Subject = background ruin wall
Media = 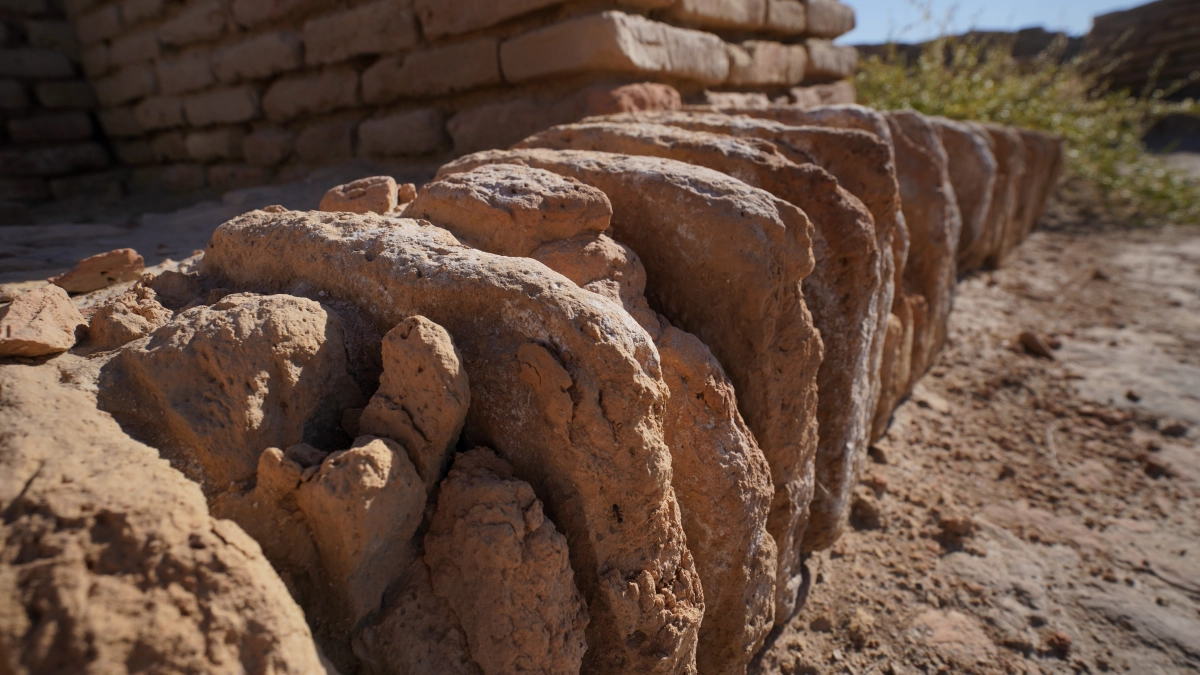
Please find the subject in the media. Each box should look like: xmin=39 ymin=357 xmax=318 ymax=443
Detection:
xmin=0 ymin=0 xmax=858 ymax=207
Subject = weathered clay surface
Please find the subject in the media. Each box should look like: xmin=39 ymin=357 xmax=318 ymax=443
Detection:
xmin=406 ymin=164 xmax=611 ymax=257
xmin=0 ymin=365 xmax=326 ymax=674
xmin=425 ymin=448 xmax=589 ymax=675
xmin=354 ymin=559 xmax=480 ymax=675
xmin=887 ymin=111 xmax=962 ymax=385
xmin=0 ymin=284 xmax=85 ymax=357
xmin=414 ymin=161 xmax=778 ymax=673
xmin=932 ymin=118 xmax=998 ymax=271
xmin=519 ymin=121 xmax=883 ymax=559
xmin=975 ymin=123 xmax=1027 ymax=271
xmin=319 ymin=175 xmax=399 ymax=215
xmin=87 ymin=282 xmax=174 ymax=351
xmin=296 ymin=435 xmax=426 ymax=628
xmin=359 ymin=316 xmax=470 ymax=492
xmin=438 ymin=148 xmax=820 ymax=625
xmin=599 ymin=108 xmax=911 ymax=444
xmin=50 ymin=248 xmax=145 ymax=294
xmin=97 ymin=293 xmax=362 ymax=491
xmin=201 ymin=210 xmax=701 ymax=675
xmin=1013 ymin=129 xmax=1064 ymax=246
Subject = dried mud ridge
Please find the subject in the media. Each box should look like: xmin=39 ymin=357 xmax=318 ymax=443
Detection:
xmin=1 ymin=105 xmax=1066 ymax=675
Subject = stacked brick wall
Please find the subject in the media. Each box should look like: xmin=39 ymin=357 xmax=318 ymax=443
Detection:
xmin=0 ymin=0 xmax=112 ymax=219
xmin=1087 ymin=0 xmax=1200 ymax=100
xmin=55 ymin=0 xmax=857 ymax=195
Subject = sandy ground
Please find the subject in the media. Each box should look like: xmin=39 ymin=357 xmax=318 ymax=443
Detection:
xmin=753 ymin=223 xmax=1200 ymax=675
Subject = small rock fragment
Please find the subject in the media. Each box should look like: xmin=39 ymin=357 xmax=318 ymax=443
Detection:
xmin=425 ymin=448 xmax=589 ymax=675
xmin=50 ymin=248 xmax=145 ymax=293
xmin=87 ymin=283 xmax=173 ymax=351
xmin=98 ymin=293 xmax=361 ymax=489
xmin=848 ymin=608 xmax=876 ymax=649
xmin=938 ymin=511 xmax=977 ymax=543
xmin=1042 ymin=630 xmax=1071 ymax=658
xmin=1019 ymin=331 xmax=1056 ymax=359
xmin=398 ymin=182 xmax=417 ymax=203
xmin=295 ymin=435 xmax=426 ymax=628
xmin=359 ymin=316 xmax=470 ymax=492
xmin=320 ymin=175 xmax=399 ymax=215
xmin=408 ymin=164 xmax=612 ymax=256
xmin=1159 ymin=418 xmax=1190 ymax=438
xmin=0 ymin=284 xmax=85 ymax=357
xmin=850 ymin=487 xmax=883 ymax=530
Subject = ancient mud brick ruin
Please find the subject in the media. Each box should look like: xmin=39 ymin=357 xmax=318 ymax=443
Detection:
xmin=0 ymin=0 xmax=859 ymax=211
xmin=1087 ymin=0 xmax=1200 ymax=101
xmin=0 ymin=98 xmax=1064 ymax=673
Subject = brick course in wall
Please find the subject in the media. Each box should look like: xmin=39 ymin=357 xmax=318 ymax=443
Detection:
xmin=8 ymin=0 xmax=858 ymax=201
xmin=0 ymin=0 xmax=114 ymax=219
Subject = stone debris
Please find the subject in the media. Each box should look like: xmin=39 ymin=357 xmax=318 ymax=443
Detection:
xmin=359 ymin=316 xmax=470 ymax=492
xmin=424 ymin=448 xmax=589 ymax=675
xmin=201 ymin=210 xmax=702 ymax=675
xmin=411 ymin=161 xmax=777 ymax=675
xmin=319 ymin=175 xmax=399 ymax=215
xmin=0 ymin=283 xmax=86 ymax=357
xmin=50 ymin=248 xmax=145 ymax=293
xmin=438 ymin=147 xmax=821 ymax=627
xmin=0 ymin=99 xmax=1066 ymax=675
xmin=97 ymin=293 xmax=362 ymax=490
xmin=86 ymin=281 xmax=174 ymax=351
xmin=0 ymin=364 xmax=326 ymax=674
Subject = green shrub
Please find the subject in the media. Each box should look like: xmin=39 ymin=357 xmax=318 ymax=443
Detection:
xmin=856 ymin=37 xmax=1200 ymax=224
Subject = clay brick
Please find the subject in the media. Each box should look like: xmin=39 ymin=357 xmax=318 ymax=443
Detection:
xmin=122 ymin=0 xmax=164 ymax=24
xmin=207 ymin=163 xmax=269 ymax=192
xmin=62 ymin=0 xmax=97 ymax=19
xmin=242 ymin=127 xmax=294 ymax=166
xmin=113 ymin=138 xmax=153 ymax=164
xmin=24 ymin=20 xmax=79 ymax=57
xmin=414 ymin=0 xmax=563 ymax=39
xmin=262 ymin=68 xmax=356 ymax=122
xmin=160 ymin=0 xmax=227 ymax=46
xmin=160 ymin=162 xmax=206 ymax=192
xmin=357 ymin=108 xmax=443 ymax=157
xmin=362 ymin=37 xmax=499 ymax=103
xmin=97 ymin=106 xmax=140 ymax=136
xmin=0 ymin=48 xmax=74 ymax=79
xmin=184 ymin=85 xmax=260 ymax=126
xmin=7 ymin=111 xmax=92 ymax=142
xmin=80 ymin=43 xmax=109 ymax=78
xmin=664 ymin=0 xmax=767 ymax=30
xmin=232 ymin=0 xmax=320 ymax=28
xmin=0 ymin=0 xmax=49 ymax=15
xmin=213 ymin=31 xmax=302 ymax=83
xmin=150 ymin=130 xmax=187 ymax=161
xmin=294 ymin=116 xmax=356 ymax=163
xmin=763 ymin=0 xmax=806 ymax=34
xmin=726 ymin=40 xmax=806 ymax=86
xmin=49 ymin=170 xmax=125 ymax=200
xmin=803 ymin=38 xmax=856 ymax=83
xmin=156 ymin=51 xmax=215 ymax=95
xmin=109 ymin=27 xmax=158 ymax=66
xmin=36 ymin=80 xmax=97 ymax=108
xmin=789 ymin=79 xmax=855 ymax=107
xmin=804 ymin=0 xmax=855 ymax=38
xmin=303 ymin=0 xmax=418 ymax=66
xmin=0 ymin=79 xmax=28 ymax=109
xmin=0 ymin=176 xmax=50 ymax=201
xmin=186 ymin=126 xmax=244 ymax=161
xmin=94 ymin=63 xmax=156 ymax=106
xmin=76 ymin=5 xmax=122 ymax=45
xmin=500 ymin=11 xmax=729 ymax=85
xmin=134 ymin=95 xmax=184 ymax=129
xmin=0 ymin=142 xmax=108 ymax=176
xmin=447 ymin=81 xmax=680 ymax=153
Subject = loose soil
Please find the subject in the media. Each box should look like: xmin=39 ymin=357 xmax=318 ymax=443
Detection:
xmin=754 ymin=222 xmax=1200 ymax=675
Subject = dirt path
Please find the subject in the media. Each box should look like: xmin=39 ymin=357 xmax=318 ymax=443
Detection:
xmin=754 ymin=224 xmax=1200 ymax=675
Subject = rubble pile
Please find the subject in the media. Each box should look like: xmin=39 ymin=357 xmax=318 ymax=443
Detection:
xmin=0 ymin=104 xmax=1062 ymax=675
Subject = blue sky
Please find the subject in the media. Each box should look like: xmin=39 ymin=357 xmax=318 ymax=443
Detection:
xmin=841 ymin=0 xmax=1149 ymax=44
